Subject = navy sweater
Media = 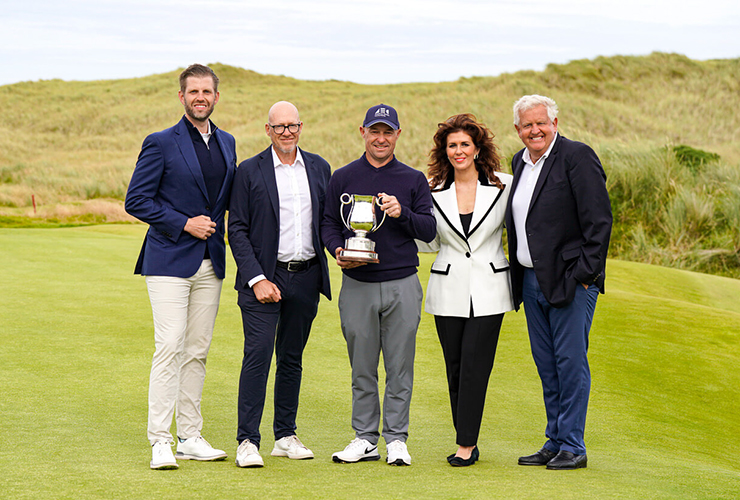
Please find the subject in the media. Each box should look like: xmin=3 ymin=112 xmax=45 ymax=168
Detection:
xmin=321 ymin=154 xmax=436 ymax=282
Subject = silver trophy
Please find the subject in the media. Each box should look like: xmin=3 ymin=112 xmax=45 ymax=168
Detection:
xmin=339 ymin=193 xmax=387 ymax=263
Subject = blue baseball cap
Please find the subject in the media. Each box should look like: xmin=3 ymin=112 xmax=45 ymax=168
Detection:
xmin=363 ymin=104 xmax=400 ymax=130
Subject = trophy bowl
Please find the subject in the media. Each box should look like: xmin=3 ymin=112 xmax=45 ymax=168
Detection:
xmin=338 ymin=193 xmax=386 ymax=263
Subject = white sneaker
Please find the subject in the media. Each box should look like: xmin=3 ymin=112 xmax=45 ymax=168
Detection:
xmin=332 ymin=438 xmax=381 ymax=463
xmin=386 ymin=440 xmax=411 ymax=466
xmin=150 ymin=440 xmax=178 ymax=470
xmin=235 ymin=439 xmax=264 ymax=468
xmin=175 ymin=436 xmax=227 ymax=461
xmin=271 ymin=435 xmax=314 ymax=460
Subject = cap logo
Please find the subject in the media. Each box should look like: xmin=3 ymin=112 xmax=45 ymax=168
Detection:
xmin=375 ymin=107 xmax=390 ymax=118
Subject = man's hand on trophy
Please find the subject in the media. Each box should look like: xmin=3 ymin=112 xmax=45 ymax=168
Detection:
xmin=377 ymin=192 xmax=401 ymax=218
xmin=335 ymin=247 xmax=367 ymax=269
xmin=253 ymin=279 xmax=282 ymax=303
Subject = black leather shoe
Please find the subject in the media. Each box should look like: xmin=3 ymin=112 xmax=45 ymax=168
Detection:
xmin=518 ymin=447 xmax=557 ymax=466
xmin=546 ymin=450 xmax=587 ymax=470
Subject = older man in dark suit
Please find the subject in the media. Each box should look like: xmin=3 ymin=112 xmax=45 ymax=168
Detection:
xmin=505 ymin=95 xmax=612 ymax=470
xmin=228 ymin=101 xmax=331 ymax=468
xmin=126 ymin=64 xmax=236 ymax=470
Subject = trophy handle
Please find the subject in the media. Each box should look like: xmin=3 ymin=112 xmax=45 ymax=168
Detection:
xmin=373 ymin=196 xmax=387 ymax=232
xmin=340 ymin=193 xmax=354 ymax=232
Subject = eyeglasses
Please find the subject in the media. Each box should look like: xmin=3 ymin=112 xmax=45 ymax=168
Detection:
xmin=269 ymin=123 xmax=301 ymax=134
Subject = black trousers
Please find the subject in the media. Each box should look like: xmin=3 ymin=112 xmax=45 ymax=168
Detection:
xmin=236 ymin=264 xmax=320 ymax=448
xmin=435 ymin=313 xmax=504 ymax=446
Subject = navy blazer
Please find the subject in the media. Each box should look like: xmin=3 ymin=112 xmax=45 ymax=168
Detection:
xmin=228 ymin=146 xmax=332 ymax=300
xmin=125 ymin=116 xmax=237 ymax=279
xmin=505 ymin=135 xmax=612 ymax=309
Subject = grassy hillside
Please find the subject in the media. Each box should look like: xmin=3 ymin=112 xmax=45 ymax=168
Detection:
xmin=2 ymin=52 xmax=740 ymax=276
xmin=0 ymin=225 xmax=738 ymax=499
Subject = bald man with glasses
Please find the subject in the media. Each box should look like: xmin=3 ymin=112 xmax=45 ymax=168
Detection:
xmin=229 ymin=101 xmax=332 ymax=468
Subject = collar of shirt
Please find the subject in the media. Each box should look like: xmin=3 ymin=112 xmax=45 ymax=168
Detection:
xmin=183 ymin=117 xmax=216 ymax=146
xmin=271 ymin=146 xmax=305 ymax=170
xmin=522 ymin=132 xmax=558 ymax=168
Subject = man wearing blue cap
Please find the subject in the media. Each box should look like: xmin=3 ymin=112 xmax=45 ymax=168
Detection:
xmin=321 ymin=104 xmax=436 ymax=466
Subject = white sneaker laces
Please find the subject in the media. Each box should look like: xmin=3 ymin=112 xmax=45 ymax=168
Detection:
xmin=285 ymin=435 xmax=304 ymax=449
xmin=193 ymin=436 xmax=211 ymax=447
xmin=238 ymin=439 xmax=256 ymax=454
xmin=346 ymin=438 xmax=367 ymax=451
xmin=388 ymin=440 xmax=406 ymax=454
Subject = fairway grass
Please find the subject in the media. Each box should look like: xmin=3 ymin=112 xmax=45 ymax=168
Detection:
xmin=1 ymin=225 xmax=738 ymax=499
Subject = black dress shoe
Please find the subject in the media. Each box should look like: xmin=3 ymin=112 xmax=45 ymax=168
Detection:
xmin=518 ymin=447 xmax=557 ymax=466
xmin=546 ymin=450 xmax=587 ymax=470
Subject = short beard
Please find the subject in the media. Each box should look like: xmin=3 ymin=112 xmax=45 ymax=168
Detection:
xmin=185 ymin=102 xmax=214 ymax=123
xmin=275 ymin=143 xmax=296 ymax=155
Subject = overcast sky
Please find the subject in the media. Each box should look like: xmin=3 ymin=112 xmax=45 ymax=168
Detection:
xmin=4 ymin=0 xmax=739 ymax=86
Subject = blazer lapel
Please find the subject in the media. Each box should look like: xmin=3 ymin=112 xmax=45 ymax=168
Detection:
xmin=174 ymin=119 xmax=209 ymax=201
xmin=468 ymin=183 xmax=504 ymax=237
xmin=432 ymin=184 xmax=467 ymax=243
xmin=528 ymin=134 xmax=561 ymax=213
xmin=212 ymin=129 xmax=235 ymax=203
xmin=506 ymin=154 xmax=524 ymax=224
xmin=303 ymin=150 xmax=321 ymax=230
xmin=258 ymin=146 xmax=280 ymax=221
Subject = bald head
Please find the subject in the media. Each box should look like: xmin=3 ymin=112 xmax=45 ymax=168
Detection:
xmin=266 ymin=101 xmax=303 ymax=161
xmin=268 ymin=101 xmax=300 ymax=124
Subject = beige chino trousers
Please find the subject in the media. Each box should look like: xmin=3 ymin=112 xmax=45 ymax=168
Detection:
xmin=145 ymin=259 xmax=222 ymax=444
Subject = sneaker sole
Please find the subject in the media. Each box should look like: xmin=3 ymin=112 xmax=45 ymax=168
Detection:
xmin=175 ymin=452 xmax=227 ymax=461
xmin=271 ymin=450 xmax=315 ymax=459
xmin=387 ymin=458 xmax=411 ymax=466
xmin=150 ymin=462 xmax=179 ymax=470
xmin=332 ymin=454 xmax=381 ymax=463
xmin=235 ymin=460 xmax=264 ymax=468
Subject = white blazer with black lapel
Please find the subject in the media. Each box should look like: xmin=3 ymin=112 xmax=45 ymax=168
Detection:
xmin=418 ymin=172 xmax=515 ymax=318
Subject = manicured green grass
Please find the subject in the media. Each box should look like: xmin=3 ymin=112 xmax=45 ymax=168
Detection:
xmin=1 ymin=225 xmax=738 ymax=499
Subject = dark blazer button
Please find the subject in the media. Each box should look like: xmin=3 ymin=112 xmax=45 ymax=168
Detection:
xmin=465 ymin=252 xmax=471 ymax=258
xmin=205 ymin=205 xmax=211 ymax=211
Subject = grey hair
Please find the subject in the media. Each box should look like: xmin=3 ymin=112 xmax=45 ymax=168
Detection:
xmin=513 ymin=95 xmax=558 ymax=126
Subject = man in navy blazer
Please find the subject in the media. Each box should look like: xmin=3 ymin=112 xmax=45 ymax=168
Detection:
xmin=505 ymin=95 xmax=612 ymax=470
xmin=228 ymin=101 xmax=331 ymax=468
xmin=125 ymin=64 xmax=236 ymax=470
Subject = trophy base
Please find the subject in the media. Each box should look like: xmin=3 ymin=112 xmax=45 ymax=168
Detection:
xmin=339 ymin=249 xmax=379 ymax=263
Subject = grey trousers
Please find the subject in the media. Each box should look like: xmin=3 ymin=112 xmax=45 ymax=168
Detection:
xmin=338 ymin=273 xmax=423 ymax=445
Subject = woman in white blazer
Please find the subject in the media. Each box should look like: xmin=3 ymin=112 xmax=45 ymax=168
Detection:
xmin=418 ymin=114 xmax=515 ymax=466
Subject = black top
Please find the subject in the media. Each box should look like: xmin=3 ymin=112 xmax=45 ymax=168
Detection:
xmin=460 ymin=212 xmax=473 ymax=237
xmin=184 ymin=117 xmax=227 ymax=206
xmin=184 ymin=117 xmax=227 ymax=260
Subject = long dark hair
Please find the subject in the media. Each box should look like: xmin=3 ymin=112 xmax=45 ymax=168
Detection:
xmin=427 ymin=113 xmax=502 ymax=190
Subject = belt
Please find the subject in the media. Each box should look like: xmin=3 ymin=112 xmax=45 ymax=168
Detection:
xmin=276 ymin=257 xmax=319 ymax=272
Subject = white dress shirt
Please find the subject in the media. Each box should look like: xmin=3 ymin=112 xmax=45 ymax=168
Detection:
xmin=510 ymin=133 xmax=558 ymax=268
xmin=248 ymin=147 xmax=315 ymax=288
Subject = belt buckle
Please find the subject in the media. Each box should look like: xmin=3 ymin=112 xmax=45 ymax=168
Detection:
xmin=287 ymin=261 xmax=301 ymax=272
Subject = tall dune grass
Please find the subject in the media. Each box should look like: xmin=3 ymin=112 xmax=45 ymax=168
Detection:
xmin=3 ymin=52 xmax=740 ymax=277
xmin=606 ymin=145 xmax=740 ymax=277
